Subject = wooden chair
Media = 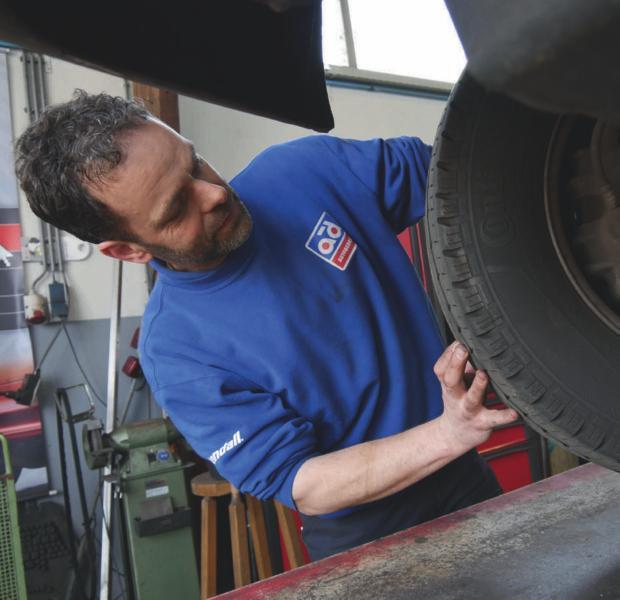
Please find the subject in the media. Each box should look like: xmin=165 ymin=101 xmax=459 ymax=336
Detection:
xmin=191 ymin=471 xmax=308 ymax=598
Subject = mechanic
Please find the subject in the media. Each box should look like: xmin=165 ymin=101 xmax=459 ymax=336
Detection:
xmin=15 ymin=92 xmax=518 ymax=560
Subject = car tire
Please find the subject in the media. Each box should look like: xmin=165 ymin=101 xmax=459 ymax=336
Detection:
xmin=425 ymin=73 xmax=620 ymax=470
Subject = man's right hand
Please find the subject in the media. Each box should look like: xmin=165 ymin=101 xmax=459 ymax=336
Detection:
xmin=293 ymin=342 xmax=519 ymax=516
xmin=434 ymin=342 xmax=519 ymax=452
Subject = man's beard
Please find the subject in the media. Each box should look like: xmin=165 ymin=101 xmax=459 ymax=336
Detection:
xmin=142 ymin=199 xmax=253 ymax=270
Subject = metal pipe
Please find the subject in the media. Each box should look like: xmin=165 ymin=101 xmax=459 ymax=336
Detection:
xmin=99 ymin=259 xmax=123 ymax=600
xmin=45 ymin=220 xmax=57 ymax=279
xmin=30 ymin=222 xmax=49 ymax=290
xmin=106 ymin=259 xmax=122 ymax=430
xmin=23 ymin=53 xmax=37 ymax=119
xmin=23 ymin=52 xmax=50 ymax=289
xmin=31 ymin=54 xmax=60 ymax=282
xmin=33 ymin=54 xmax=65 ymax=283
xmin=53 ymin=224 xmax=64 ymax=274
xmin=324 ymin=70 xmax=452 ymax=101
xmin=32 ymin=54 xmax=44 ymax=116
xmin=34 ymin=53 xmax=48 ymax=107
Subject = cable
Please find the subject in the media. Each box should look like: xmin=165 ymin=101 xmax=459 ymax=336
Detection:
xmin=56 ymin=407 xmax=90 ymax=600
xmin=32 ymin=273 xmax=106 ymax=409
xmin=61 ymin=268 xmax=72 ymax=316
xmin=95 ymin=457 xmax=130 ymax=598
xmin=66 ymin=471 xmax=102 ymax=598
xmin=31 ymin=269 xmax=49 ymax=295
xmin=120 ymin=379 xmax=141 ymax=425
xmin=92 ymin=484 xmax=128 ymax=600
xmin=99 ymin=489 xmax=129 ymax=600
xmin=60 ymin=321 xmax=107 ymax=408
xmin=58 ymin=388 xmax=98 ymax=599
xmin=75 ymin=482 xmax=102 ymax=551
xmin=34 ymin=324 xmax=63 ymax=371
xmin=92 ymin=532 xmax=129 ymax=600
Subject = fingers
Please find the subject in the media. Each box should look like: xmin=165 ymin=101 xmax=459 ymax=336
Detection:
xmin=442 ymin=343 xmax=469 ymax=392
xmin=434 ymin=342 xmax=472 ymax=398
xmin=482 ymin=406 xmax=519 ymax=428
xmin=464 ymin=360 xmax=476 ymax=375
xmin=433 ymin=341 xmax=458 ymax=379
xmin=463 ymin=369 xmax=488 ymax=411
xmin=434 ymin=343 xmax=476 ymax=380
xmin=434 ymin=344 xmax=517 ymax=427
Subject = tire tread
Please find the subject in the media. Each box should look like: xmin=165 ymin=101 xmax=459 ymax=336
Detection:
xmin=425 ymin=75 xmax=620 ymax=471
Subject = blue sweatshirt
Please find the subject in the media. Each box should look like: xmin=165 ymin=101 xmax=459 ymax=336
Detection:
xmin=140 ymin=135 xmax=445 ymax=513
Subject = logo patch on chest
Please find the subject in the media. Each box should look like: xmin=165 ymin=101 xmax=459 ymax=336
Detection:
xmin=305 ymin=212 xmax=357 ymax=271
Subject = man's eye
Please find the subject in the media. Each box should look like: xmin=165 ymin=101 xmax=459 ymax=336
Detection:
xmin=173 ymin=200 xmax=187 ymax=222
xmin=167 ymin=194 xmax=187 ymax=226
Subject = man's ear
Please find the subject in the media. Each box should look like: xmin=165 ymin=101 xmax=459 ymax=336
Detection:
xmin=98 ymin=240 xmax=153 ymax=264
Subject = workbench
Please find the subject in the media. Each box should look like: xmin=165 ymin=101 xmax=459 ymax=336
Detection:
xmin=216 ymin=463 xmax=620 ymax=599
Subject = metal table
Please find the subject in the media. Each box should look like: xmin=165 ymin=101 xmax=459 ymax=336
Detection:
xmin=217 ymin=463 xmax=620 ymax=599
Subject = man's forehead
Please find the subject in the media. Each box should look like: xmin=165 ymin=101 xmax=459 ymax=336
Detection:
xmin=88 ymin=119 xmax=191 ymax=212
xmin=114 ymin=120 xmax=192 ymax=183
xmin=121 ymin=118 xmax=188 ymax=163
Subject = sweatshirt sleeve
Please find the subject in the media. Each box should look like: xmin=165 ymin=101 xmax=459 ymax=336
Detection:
xmin=320 ymin=136 xmax=432 ymax=233
xmin=154 ymin=368 xmax=319 ymax=509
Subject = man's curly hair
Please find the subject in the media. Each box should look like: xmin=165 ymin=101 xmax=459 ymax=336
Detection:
xmin=15 ymin=90 xmax=151 ymax=244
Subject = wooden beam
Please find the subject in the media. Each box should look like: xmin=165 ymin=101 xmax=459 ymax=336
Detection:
xmin=131 ymin=82 xmax=180 ymax=132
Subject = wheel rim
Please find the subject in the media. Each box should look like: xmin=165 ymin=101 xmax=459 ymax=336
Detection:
xmin=545 ymin=115 xmax=620 ymax=335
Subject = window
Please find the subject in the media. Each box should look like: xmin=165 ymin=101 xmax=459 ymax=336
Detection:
xmin=322 ymin=0 xmax=466 ymax=92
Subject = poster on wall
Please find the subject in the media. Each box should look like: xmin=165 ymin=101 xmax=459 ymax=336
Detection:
xmin=0 ymin=49 xmax=49 ymax=499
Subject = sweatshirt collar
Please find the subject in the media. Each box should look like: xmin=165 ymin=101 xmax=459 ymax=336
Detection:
xmin=148 ymin=229 xmax=256 ymax=290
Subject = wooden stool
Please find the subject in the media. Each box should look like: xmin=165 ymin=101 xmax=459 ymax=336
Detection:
xmin=191 ymin=471 xmax=308 ymax=598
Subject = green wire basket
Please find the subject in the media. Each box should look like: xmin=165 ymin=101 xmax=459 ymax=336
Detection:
xmin=0 ymin=434 xmax=27 ymax=600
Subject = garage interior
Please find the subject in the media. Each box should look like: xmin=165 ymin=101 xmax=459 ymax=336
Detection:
xmin=0 ymin=1 xmax=618 ymax=599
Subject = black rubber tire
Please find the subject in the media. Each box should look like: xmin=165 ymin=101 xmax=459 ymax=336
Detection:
xmin=425 ymin=73 xmax=620 ymax=471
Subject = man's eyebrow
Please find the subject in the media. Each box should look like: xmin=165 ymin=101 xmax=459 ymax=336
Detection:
xmin=151 ymin=143 xmax=198 ymax=229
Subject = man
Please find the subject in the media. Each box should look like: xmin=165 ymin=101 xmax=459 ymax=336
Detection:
xmin=16 ymin=91 xmax=518 ymax=560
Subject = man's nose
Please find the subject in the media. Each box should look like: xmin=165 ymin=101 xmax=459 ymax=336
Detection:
xmin=193 ymin=179 xmax=228 ymax=213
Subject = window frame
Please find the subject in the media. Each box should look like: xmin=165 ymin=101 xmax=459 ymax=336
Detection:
xmin=324 ymin=0 xmax=459 ymax=98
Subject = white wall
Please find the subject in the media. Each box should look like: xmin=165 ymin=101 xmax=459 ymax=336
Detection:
xmin=7 ymin=51 xmax=150 ymax=321
xmin=180 ymin=84 xmax=446 ymax=180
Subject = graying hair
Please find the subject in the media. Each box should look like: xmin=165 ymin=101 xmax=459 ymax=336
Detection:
xmin=15 ymin=90 xmax=150 ymax=243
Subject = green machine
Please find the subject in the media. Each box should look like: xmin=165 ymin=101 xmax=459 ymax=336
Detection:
xmin=0 ymin=434 xmax=27 ymax=600
xmin=83 ymin=418 xmax=199 ymax=600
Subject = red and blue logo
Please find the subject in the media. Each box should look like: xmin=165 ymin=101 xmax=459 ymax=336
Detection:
xmin=305 ymin=212 xmax=357 ymax=271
